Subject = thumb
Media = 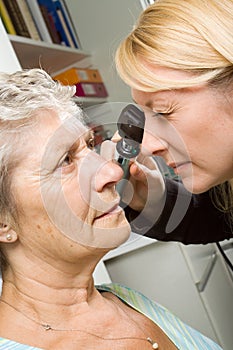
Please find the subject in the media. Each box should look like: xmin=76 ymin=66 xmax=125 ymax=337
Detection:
xmin=130 ymin=161 xmax=148 ymax=182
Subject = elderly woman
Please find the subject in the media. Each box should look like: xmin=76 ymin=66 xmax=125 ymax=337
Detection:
xmin=0 ymin=68 xmax=222 ymax=349
xmin=114 ymin=0 xmax=233 ymax=244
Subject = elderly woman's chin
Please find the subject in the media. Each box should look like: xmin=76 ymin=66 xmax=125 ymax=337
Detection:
xmin=92 ymin=216 xmax=131 ymax=250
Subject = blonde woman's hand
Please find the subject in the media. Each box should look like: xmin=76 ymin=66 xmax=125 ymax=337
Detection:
xmin=100 ymin=135 xmax=165 ymax=217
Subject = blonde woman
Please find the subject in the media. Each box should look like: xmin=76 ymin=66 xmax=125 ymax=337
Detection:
xmin=115 ymin=0 xmax=233 ymax=244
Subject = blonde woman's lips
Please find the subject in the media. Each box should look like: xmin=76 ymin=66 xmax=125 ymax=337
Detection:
xmin=168 ymin=161 xmax=191 ymax=174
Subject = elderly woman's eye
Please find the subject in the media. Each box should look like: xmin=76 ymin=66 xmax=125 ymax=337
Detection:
xmin=87 ymin=138 xmax=95 ymax=150
xmin=59 ymin=153 xmax=73 ymax=167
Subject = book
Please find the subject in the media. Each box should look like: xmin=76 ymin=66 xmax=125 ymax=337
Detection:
xmin=0 ymin=0 xmax=17 ymax=34
xmin=75 ymin=82 xmax=108 ymax=98
xmin=25 ymin=0 xmax=52 ymax=43
xmin=60 ymin=0 xmax=81 ymax=48
xmin=16 ymin=0 xmax=41 ymax=41
xmin=52 ymin=0 xmax=79 ymax=48
xmin=53 ymin=67 xmax=103 ymax=85
xmin=55 ymin=3 xmax=75 ymax=48
xmin=37 ymin=0 xmax=70 ymax=46
xmin=39 ymin=3 xmax=60 ymax=44
xmin=3 ymin=0 xmax=30 ymax=38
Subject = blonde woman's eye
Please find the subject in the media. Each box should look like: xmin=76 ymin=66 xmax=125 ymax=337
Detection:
xmin=87 ymin=138 xmax=95 ymax=150
xmin=153 ymin=110 xmax=172 ymax=118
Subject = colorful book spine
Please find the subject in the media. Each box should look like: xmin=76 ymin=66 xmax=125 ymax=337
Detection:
xmin=0 ymin=0 xmax=16 ymax=34
xmin=16 ymin=0 xmax=41 ymax=41
xmin=55 ymin=3 xmax=75 ymax=48
xmin=52 ymin=0 xmax=79 ymax=48
xmin=37 ymin=0 xmax=70 ymax=46
xmin=53 ymin=68 xmax=103 ymax=85
xmin=75 ymin=82 xmax=108 ymax=98
xmin=3 ymin=0 xmax=81 ymax=48
xmin=59 ymin=0 xmax=81 ymax=48
xmin=39 ymin=3 xmax=60 ymax=44
xmin=3 ymin=0 xmax=30 ymax=38
xmin=25 ymin=0 xmax=52 ymax=43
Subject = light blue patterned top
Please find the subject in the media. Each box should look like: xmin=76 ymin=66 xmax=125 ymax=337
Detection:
xmin=0 ymin=283 xmax=222 ymax=349
xmin=97 ymin=283 xmax=222 ymax=350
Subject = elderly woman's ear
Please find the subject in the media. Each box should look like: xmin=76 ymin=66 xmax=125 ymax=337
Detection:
xmin=0 ymin=223 xmax=18 ymax=243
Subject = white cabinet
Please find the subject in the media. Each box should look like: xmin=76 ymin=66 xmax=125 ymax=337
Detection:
xmin=181 ymin=241 xmax=233 ymax=350
xmin=104 ymin=239 xmax=233 ymax=350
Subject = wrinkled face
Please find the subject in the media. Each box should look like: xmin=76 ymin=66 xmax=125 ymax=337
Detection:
xmin=132 ymin=65 xmax=233 ymax=193
xmin=12 ymin=110 xmax=130 ymax=254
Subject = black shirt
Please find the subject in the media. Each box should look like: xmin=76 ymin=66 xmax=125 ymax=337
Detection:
xmin=125 ymin=179 xmax=232 ymax=244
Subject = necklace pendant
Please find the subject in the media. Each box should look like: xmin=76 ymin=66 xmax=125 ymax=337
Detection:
xmin=147 ymin=337 xmax=159 ymax=349
xmin=42 ymin=324 xmax=52 ymax=331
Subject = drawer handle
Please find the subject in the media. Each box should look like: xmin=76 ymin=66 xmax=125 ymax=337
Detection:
xmin=195 ymin=252 xmax=217 ymax=292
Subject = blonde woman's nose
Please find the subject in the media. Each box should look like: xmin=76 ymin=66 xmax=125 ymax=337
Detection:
xmin=141 ymin=130 xmax=168 ymax=157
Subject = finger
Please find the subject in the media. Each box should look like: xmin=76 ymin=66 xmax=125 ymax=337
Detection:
xmin=130 ymin=162 xmax=147 ymax=181
xmin=100 ymin=140 xmax=116 ymax=161
xmin=111 ymin=131 xmax=121 ymax=142
xmin=130 ymin=158 xmax=162 ymax=181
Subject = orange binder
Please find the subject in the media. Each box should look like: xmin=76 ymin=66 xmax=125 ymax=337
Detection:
xmin=53 ymin=67 xmax=103 ymax=85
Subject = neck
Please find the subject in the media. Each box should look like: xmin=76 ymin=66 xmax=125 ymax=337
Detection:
xmin=1 ymin=257 xmax=102 ymax=325
xmin=0 ymin=240 xmax=110 ymax=331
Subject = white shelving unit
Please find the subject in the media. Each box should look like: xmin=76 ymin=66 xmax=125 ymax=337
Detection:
xmin=8 ymin=35 xmax=90 ymax=74
xmin=2 ymin=32 xmax=108 ymax=106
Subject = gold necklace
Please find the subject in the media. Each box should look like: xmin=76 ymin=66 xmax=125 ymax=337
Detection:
xmin=0 ymin=298 xmax=159 ymax=349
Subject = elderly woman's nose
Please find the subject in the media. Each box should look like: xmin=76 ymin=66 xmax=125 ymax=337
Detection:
xmin=95 ymin=159 xmax=124 ymax=192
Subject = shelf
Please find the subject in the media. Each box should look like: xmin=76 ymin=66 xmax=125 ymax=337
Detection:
xmin=7 ymin=36 xmax=107 ymax=106
xmin=8 ymin=35 xmax=91 ymax=74
xmin=73 ymin=96 xmax=108 ymax=108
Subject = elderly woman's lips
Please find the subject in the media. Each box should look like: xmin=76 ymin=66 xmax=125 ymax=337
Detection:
xmin=95 ymin=204 xmax=122 ymax=220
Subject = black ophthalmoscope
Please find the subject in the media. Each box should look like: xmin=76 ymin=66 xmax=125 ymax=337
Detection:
xmin=116 ymin=104 xmax=145 ymax=196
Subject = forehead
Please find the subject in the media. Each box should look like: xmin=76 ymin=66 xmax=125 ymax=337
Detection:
xmin=16 ymin=109 xmax=89 ymax=167
xmin=35 ymin=109 xmax=89 ymax=147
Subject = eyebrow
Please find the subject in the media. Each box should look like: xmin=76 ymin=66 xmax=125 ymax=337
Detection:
xmin=40 ymin=124 xmax=92 ymax=171
xmin=58 ymin=127 xmax=93 ymax=153
xmin=68 ymin=128 xmax=94 ymax=151
xmin=132 ymin=98 xmax=154 ymax=109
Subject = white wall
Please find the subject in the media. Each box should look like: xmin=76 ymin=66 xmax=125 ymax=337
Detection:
xmin=0 ymin=20 xmax=21 ymax=72
xmin=65 ymin=0 xmax=143 ymax=102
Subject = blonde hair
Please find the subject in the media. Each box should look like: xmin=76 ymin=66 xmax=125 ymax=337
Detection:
xmin=210 ymin=181 xmax=233 ymax=228
xmin=116 ymin=0 xmax=233 ymax=91
xmin=115 ymin=0 xmax=233 ymax=220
